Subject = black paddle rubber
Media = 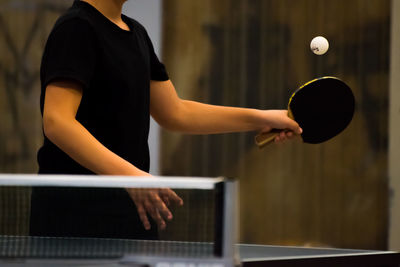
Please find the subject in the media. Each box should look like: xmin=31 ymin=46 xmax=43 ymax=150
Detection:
xmin=289 ymin=77 xmax=355 ymax=144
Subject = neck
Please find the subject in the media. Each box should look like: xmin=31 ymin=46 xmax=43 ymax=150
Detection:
xmin=81 ymin=0 xmax=125 ymax=23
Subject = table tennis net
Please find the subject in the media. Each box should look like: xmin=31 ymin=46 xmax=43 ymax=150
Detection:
xmin=0 ymin=175 xmax=228 ymax=259
xmin=0 ymin=236 xmax=214 ymax=259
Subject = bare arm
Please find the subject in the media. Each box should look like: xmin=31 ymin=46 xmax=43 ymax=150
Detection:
xmin=150 ymin=80 xmax=302 ymax=137
xmin=43 ymin=80 xmax=149 ymax=176
xmin=43 ymin=80 xmax=183 ymax=230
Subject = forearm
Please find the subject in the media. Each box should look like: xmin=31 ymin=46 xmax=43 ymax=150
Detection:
xmin=151 ymin=80 xmax=301 ymax=136
xmin=170 ymin=100 xmax=265 ymax=134
xmin=44 ymin=117 xmax=148 ymax=176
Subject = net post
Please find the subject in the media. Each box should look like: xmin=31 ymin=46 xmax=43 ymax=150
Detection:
xmin=213 ymin=178 xmax=239 ymax=261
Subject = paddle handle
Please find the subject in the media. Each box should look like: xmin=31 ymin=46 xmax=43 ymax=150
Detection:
xmin=255 ymin=129 xmax=281 ymax=148
xmin=255 ymin=110 xmax=295 ymax=148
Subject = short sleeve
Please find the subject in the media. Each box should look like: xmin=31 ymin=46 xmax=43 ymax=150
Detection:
xmin=144 ymin=31 xmax=169 ymax=81
xmin=41 ymin=18 xmax=97 ymax=89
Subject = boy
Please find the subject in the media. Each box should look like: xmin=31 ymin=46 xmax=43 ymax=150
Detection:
xmin=30 ymin=0 xmax=302 ymax=239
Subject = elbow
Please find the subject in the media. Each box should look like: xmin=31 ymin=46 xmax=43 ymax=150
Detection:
xmin=153 ymin=101 xmax=189 ymax=132
xmin=154 ymin=115 xmax=182 ymax=132
xmin=42 ymin=113 xmax=67 ymax=143
xmin=43 ymin=114 xmax=57 ymax=141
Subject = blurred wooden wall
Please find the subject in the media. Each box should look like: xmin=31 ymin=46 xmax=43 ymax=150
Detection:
xmin=0 ymin=0 xmax=71 ymax=235
xmin=161 ymin=0 xmax=390 ymax=250
xmin=0 ymin=0 xmax=72 ymax=172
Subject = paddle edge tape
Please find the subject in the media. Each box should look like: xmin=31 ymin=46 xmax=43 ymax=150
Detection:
xmin=289 ymin=76 xmax=342 ymax=104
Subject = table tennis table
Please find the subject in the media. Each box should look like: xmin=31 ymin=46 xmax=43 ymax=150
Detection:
xmin=0 ymin=175 xmax=399 ymax=267
xmin=0 ymin=236 xmax=399 ymax=267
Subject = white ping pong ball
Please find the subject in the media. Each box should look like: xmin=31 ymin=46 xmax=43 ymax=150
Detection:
xmin=310 ymin=36 xmax=329 ymax=55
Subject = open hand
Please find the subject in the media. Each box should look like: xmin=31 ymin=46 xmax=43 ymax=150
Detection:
xmin=127 ymin=188 xmax=183 ymax=230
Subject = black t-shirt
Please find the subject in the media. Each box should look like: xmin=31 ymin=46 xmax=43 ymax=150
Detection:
xmin=30 ymin=0 xmax=168 ymax=239
xmin=37 ymin=0 xmax=168 ymax=174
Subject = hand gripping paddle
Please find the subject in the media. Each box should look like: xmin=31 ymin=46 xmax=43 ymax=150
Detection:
xmin=255 ymin=77 xmax=355 ymax=148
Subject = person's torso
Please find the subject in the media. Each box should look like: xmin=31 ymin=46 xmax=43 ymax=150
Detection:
xmin=38 ymin=0 xmax=153 ymax=174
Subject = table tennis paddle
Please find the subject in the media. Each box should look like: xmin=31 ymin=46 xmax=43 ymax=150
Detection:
xmin=255 ymin=76 xmax=355 ymax=148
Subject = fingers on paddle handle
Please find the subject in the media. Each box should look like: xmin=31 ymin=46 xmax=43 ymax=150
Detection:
xmin=255 ymin=129 xmax=281 ymax=148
